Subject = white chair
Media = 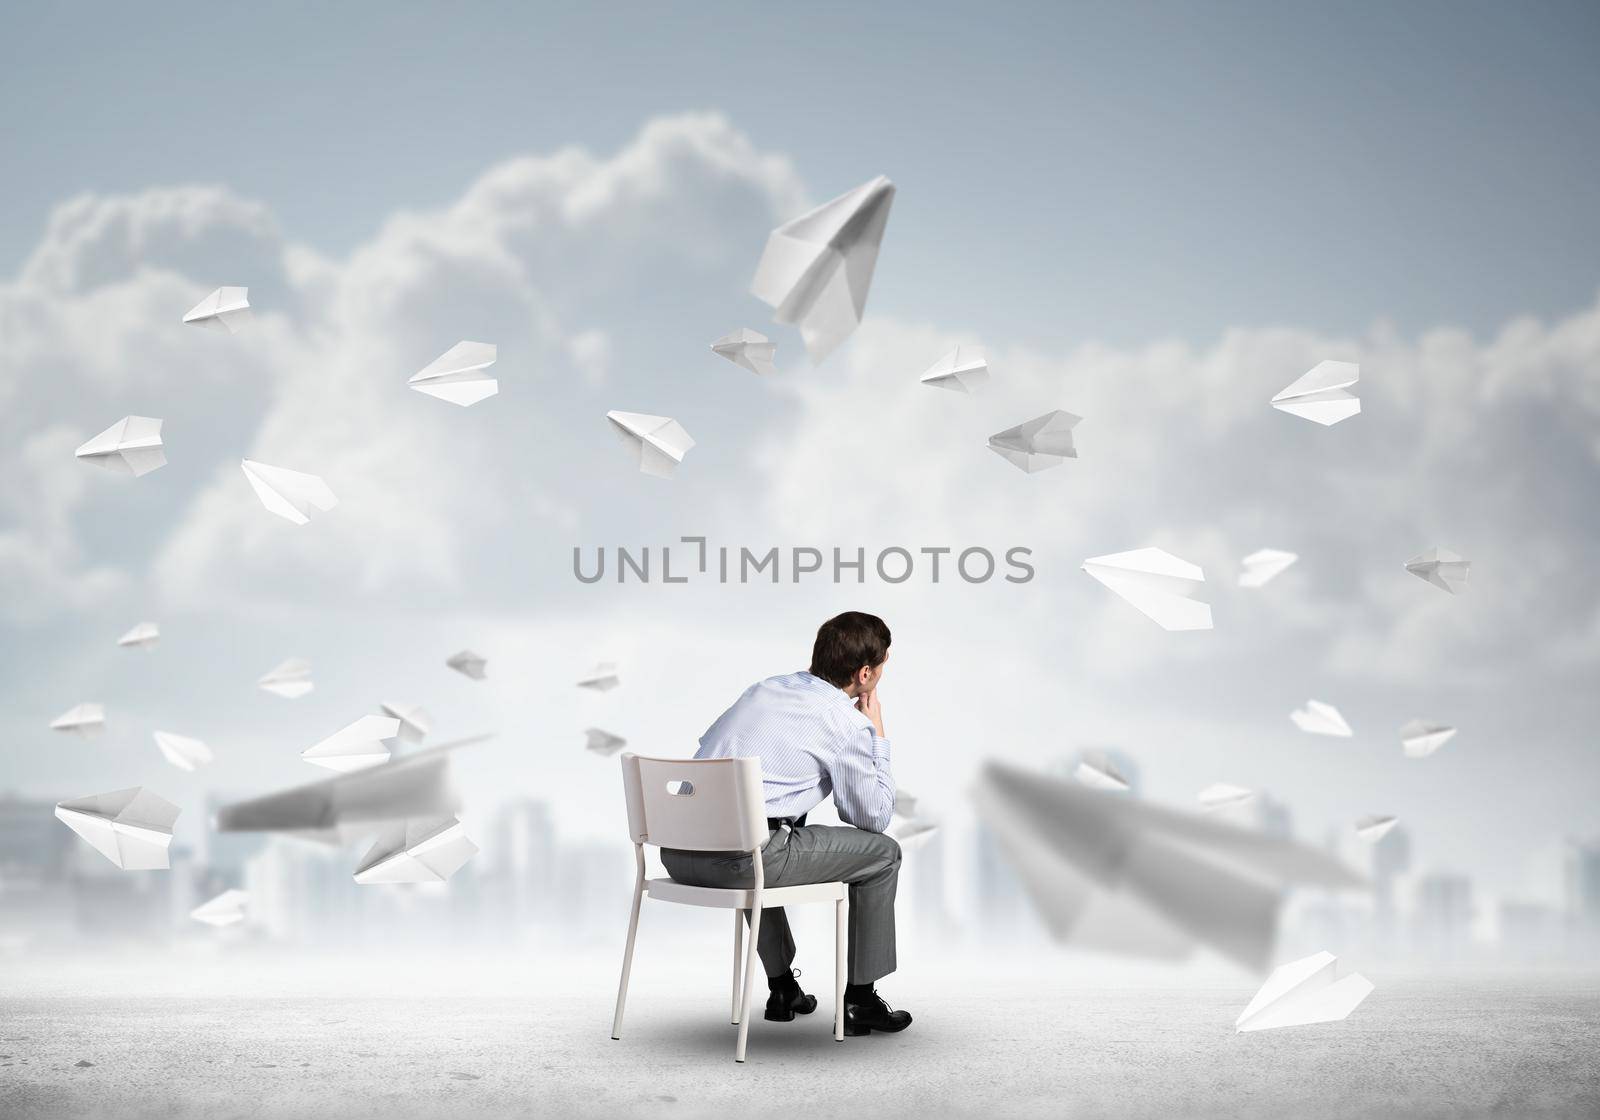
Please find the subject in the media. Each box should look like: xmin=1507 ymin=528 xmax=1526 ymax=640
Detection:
xmin=610 ymin=752 xmax=847 ymax=1062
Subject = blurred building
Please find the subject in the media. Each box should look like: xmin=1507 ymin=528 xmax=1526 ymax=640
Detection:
xmin=1564 ymin=836 xmax=1600 ymax=952
xmin=1413 ymin=872 xmax=1475 ymax=958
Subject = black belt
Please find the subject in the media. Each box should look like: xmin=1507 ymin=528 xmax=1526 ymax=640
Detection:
xmin=767 ymin=813 xmax=807 ymax=831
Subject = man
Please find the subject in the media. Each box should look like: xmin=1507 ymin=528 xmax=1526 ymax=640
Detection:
xmin=661 ymin=611 xmax=912 ymax=1036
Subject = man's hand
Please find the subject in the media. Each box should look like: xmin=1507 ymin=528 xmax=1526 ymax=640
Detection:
xmin=856 ymin=688 xmax=886 ymax=738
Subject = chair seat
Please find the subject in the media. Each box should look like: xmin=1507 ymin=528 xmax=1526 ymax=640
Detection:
xmin=646 ymin=876 xmax=846 ymax=909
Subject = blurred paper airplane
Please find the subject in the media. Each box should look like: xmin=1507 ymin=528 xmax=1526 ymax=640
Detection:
xmin=154 ymin=730 xmax=213 ymax=772
xmin=1270 ymin=361 xmax=1360 ymax=426
xmin=241 ymin=459 xmax=338 ymax=525
xmin=1199 ymin=783 xmax=1256 ymax=812
xmin=1401 ymin=720 xmax=1456 ymax=758
xmin=303 ymin=715 xmax=399 ymax=773
xmin=1238 ymin=549 xmax=1298 ymax=589
xmin=988 ymin=409 xmax=1080 ymax=473
xmin=76 ymin=416 xmax=166 ymax=477
xmin=51 ymin=702 xmax=105 ymax=736
xmin=409 ymin=341 xmax=498 ymax=407
xmin=1074 ymin=753 xmax=1131 ymax=793
xmin=446 ymin=649 xmax=487 ymax=680
xmin=1235 ymin=951 xmax=1373 ymax=1032
xmin=585 ymin=728 xmax=627 ymax=757
xmin=1405 ymin=547 xmax=1470 ymax=594
xmin=258 ymin=657 xmax=313 ymax=699
xmin=354 ymin=816 xmax=479 ymax=884
xmin=117 ymin=621 xmax=160 ymax=649
xmin=1083 ymin=547 xmax=1213 ymax=631
xmin=577 ymin=662 xmax=620 ymax=692
xmin=1291 ymin=700 xmax=1352 ymax=738
xmin=381 ymin=702 xmax=432 ymax=744
xmin=55 ymin=787 xmax=179 ymax=870
xmin=921 ymin=346 xmax=989 ymax=394
xmin=191 ymin=889 xmax=249 ymax=927
xmin=1355 ymin=815 xmax=1399 ymax=843
xmin=710 ymin=328 xmax=777 ymax=376
xmin=183 ymin=286 xmax=252 ymax=333
xmin=606 ymin=410 xmax=695 ymax=478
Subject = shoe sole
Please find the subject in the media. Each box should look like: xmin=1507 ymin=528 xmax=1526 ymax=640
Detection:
xmin=843 ymin=1019 xmax=911 ymax=1036
xmin=763 ymin=1001 xmax=817 ymax=1022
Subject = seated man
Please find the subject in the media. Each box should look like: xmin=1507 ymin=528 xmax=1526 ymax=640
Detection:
xmin=661 ymin=611 xmax=911 ymax=1035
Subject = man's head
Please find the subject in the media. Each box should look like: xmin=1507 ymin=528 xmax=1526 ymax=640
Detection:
xmin=809 ymin=611 xmax=891 ymax=695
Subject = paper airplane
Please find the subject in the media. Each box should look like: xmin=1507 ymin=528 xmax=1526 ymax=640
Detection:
xmin=409 ymin=341 xmax=498 ymax=407
xmin=921 ymin=346 xmax=989 ymax=394
xmin=1238 ymin=549 xmax=1298 ymax=589
xmin=55 ymin=787 xmax=179 ymax=870
xmin=1083 ymin=548 xmax=1213 ymax=631
xmin=50 ymin=703 xmax=105 ymax=736
xmin=154 ymin=731 xmax=213 ymax=772
xmin=894 ymin=789 xmax=919 ymax=817
xmin=215 ymin=735 xmax=489 ymax=843
xmin=988 ymin=410 xmax=1081 ymax=473
xmin=1401 ymin=720 xmax=1456 ymax=758
xmin=117 ymin=621 xmax=160 ymax=649
xmin=380 ymin=703 xmax=432 ymax=744
xmin=1405 ymin=548 xmax=1470 ymax=594
xmin=241 ymin=459 xmax=338 ymax=525
xmin=1235 ymin=951 xmax=1373 ymax=1032
xmin=258 ymin=657 xmax=313 ymax=699
xmin=183 ymin=287 xmax=252 ymax=333
xmin=751 ymin=174 xmax=895 ymax=362
xmin=75 ymin=416 xmax=166 ymax=477
xmin=606 ymin=411 xmax=695 ymax=478
xmin=710 ymin=329 xmax=776 ymax=376
xmin=577 ymin=662 xmax=620 ymax=692
xmin=302 ymin=715 xmax=399 ymax=773
xmin=1199 ymin=783 xmax=1257 ymax=811
xmin=1270 ymin=361 xmax=1360 ymax=426
xmin=354 ymin=816 xmax=479 ymax=884
xmin=190 ymin=889 xmax=248 ymax=927
xmin=1074 ymin=753 xmax=1131 ymax=793
xmin=585 ymin=728 xmax=627 ymax=757
xmin=1355 ymin=815 xmax=1399 ymax=843
xmin=1290 ymin=700 xmax=1352 ymax=738
xmin=889 ymin=815 xmax=940 ymax=849
xmin=972 ymin=760 xmax=1364 ymax=971
xmin=446 ymin=650 xmax=487 ymax=680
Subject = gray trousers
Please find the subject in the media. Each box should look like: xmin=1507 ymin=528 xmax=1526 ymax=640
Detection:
xmin=661 ymin=824 xmax=902 ymax=985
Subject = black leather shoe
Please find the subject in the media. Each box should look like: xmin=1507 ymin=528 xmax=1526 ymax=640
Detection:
xmin=763 ymin=984 xmax=818 ymax=1022
xmin=843 ymin=990 xmax=913 ymax=1035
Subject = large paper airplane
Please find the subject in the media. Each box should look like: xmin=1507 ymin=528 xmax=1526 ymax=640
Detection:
xmin=751 ymin=174 xmax=895 ymax=362
xmin=354 ymin=816 xmax=479 ymax=884
xmin=258 ymin=657 xmax=313 ymax=699
xmin=215 ymin=734 xmax=490 ymax=843
xmin=1400 ymin=720 xmax=1456 ymax=758
xmin=1355 ymin=815 xmax=1399 ymax=843
xmin=117 ymin=621 xmax=160 ymax=649
xmin=887 ymin=787 xmax=939 ymax=849
xmin=1235 ymin=951 xmax=1373 ymax=1032
xmin=988 ymin=410 xmax=1080 ymax=473
xmin=710 ymin=328 xmax=777 ymax=376
xmin=1405 ymin=548 xmax=1470 ymax=594
xmin=446 ymin=649 xmax=487 ymax=680
xmin=1270 ymin=361 xmax=1360 ymax=426
xmin=577 ymin=661 xmax=620 ymax=692
xmin=409 ymin=341 xmax=498 ymax=407
xmin=55 ymin=787 xmax=179 ymax=870
xmin=51 ymin=702 xmax=105 ymax=736
xmin=1074 ymin=753 xmax=1131 ymax=793
xmin=241 ymin=459 xmax=338 ymax=525
xmin=584 ymin=728 xmax=627 ymax=757
xmin=1083 ymin=548 xmax=1213 ymax=631
xmin=606 ymin=411 xmax=695 ymax=478
xmin=971 ymin=760 xmax=1364 ymax=971
xmin=303 ymin=715 xmax=398 ymax=772
xmin=76 ymin=416 xmax=166 ymax=477
xmin=1290 ymin=700 xmax=1353 ymax=737
xmin=380 ymin=702 xmax=432 ymax=744
xmin=191 ymin=889 xmax=249 ymax=927
xmin=1238 ymin=549 xmax=1298 ymax=589
xmin=183 ymin=287 xmax=252 ymax=333
xmin=1199 ymin=783 xmax=1256 ymax=811
xmin=154 ymin=730 xmax=213 ymax=772
xmin=921 ymin=346 xmax=989 ymax=394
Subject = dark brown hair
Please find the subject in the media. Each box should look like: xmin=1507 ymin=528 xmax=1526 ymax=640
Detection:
xmin=809 ymin=611 xmax=891 ymax=688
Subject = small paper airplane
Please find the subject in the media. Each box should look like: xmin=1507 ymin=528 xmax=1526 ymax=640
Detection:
xmin=409 ymin=341 xmax=498 ymax=407
xmin=258 ymin=657 xmax=313 ymax=699
xmin=894 ymin=789 xmax=919 ymax=817
xmin=354 ymin=816 xmax=479 ymax=884
xmin=1199 ymin=783 xmax=1256 ymax=811
xmin=302 ymin=715 xmax=399 ymax=773
xmin=75 ymin=416 xmax=166 ymax=477
xmin=117 ymin=622 xmax=160 ymax=649
xmin=577 ymin=662 xmax=620 ymax=692
xmin=182 ymin=287 xmax=252 ymax=334
xmin=50 ymin=703 xmax=105 ymax=736
xmin=1238 ymin=549 xmax=1298 ymax=589
xmin=1290 ymin=700 xmax=1352 ymax=737
xmin=920 ymin=346 xmax=989 ymax=394
xmin=585 ymin=728 xmax=627 ymax=757
xmin=241 ymin=459 xmax=338 ymax=525
xmin=446 ymin=650 xmax=487 ymax=680
xmin=154 ymin=730 xmax=213 ymax=772
xmin=1405 ymin=548 xmax=1470 ymax=594
xmin=890 ymin=815 xmax=940 ymax=849
xmin=1355 ymin=815 xmax=1399 ymax=843
xmin=1235 ymin=951 xmax=1373 ymax=1032
xmin=751 ymin=175 xmax=896 ymax=362
xmin=1270 ymin=361 xmax=1360 ymax=426
xmin=380 ymin=702 xmax=432 ymax=744
xmin=988 ymin=410 xmax=1081 ymax=473
xmin=55 ymin=787 xmax=179 ymax=870
xmin=606 ymin=411 xmax=695 ymax=478
xmin=710 ymin=328 xmax=777 ymax=376
xmin=1083 ymin=547 xmax=1213 ymax=631
xmin=1073 ymin=754 xmax=1131 ymax=793
xmin=190 ymin=889 xmax=249 ymax=927
xmin=1401 ymin=720 xmax=1456 ymax=758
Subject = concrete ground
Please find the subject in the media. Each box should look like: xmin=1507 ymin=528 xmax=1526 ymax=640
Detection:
xmin=1 ymin=956 xmax=1597 ymax=1119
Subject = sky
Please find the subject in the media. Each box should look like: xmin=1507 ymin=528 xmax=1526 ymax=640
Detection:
xmin=2 ymin=2 xmax=1599 ymax=903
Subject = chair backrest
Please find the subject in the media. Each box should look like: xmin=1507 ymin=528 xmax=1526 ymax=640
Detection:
xmin=619 ymin=753 xmax=768 ymax=852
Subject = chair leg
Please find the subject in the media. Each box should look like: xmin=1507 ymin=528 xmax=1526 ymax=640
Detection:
xmin=731 ymin=908 xmax=745 ymax=1024
xmin=610 ymin=881 xmax=645 ymax=1040
xmin=834 ymin=896 xmax=847 ymax=1041
xmin=735 ymin=906 xmax=763 ymax=1062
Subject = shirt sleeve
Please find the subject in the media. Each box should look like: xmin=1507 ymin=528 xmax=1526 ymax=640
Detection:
xmin=829 ymin=724 xmax=896 ymax=833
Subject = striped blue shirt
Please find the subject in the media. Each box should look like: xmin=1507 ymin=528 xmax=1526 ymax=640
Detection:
xmin=694 ymin=671 xmax=895 ymax=832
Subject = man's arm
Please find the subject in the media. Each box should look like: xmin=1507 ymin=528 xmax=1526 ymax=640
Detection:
xmin=830 ymin=689 xmax=896 ymax=832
